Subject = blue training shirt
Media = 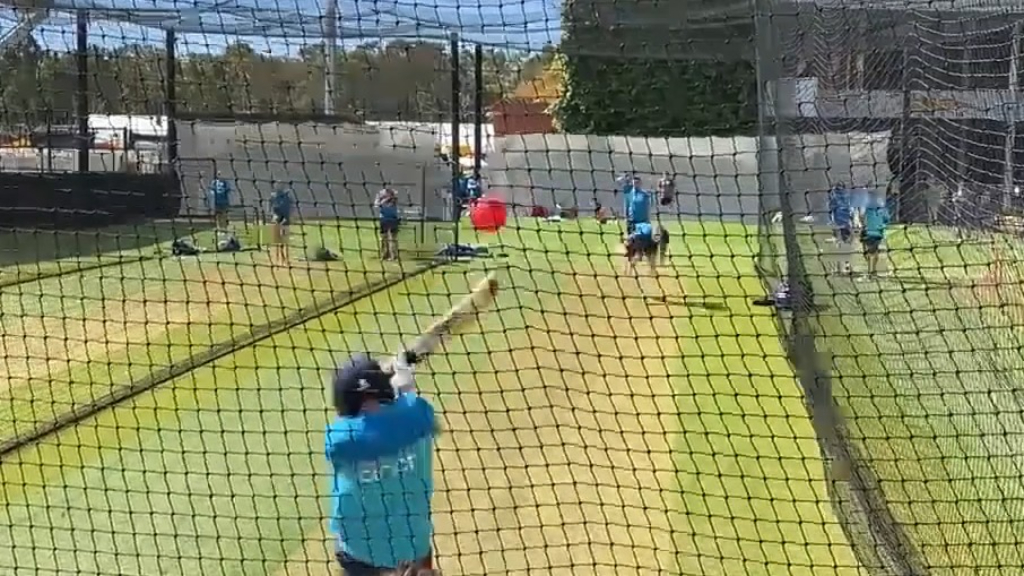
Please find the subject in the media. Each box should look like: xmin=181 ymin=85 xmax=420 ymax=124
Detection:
xmin=271 ymin=188 xmax=293 ymax=218
xmin=863 ymin=203 xmax=890 ymax=239
xmin=631 ymin=221 xmax=654 ymax=239
xmin=466 ymin=177 xmax=482 ymax=200
xmin=325 ymin=392 xmax=436 ymax=568
xmin=377 ymin=189 xmax=400 ymax=222
xmin=626 ymin=188 xmax=652 ymax=224
xmin=209 ymin=179 xmax=231 ymax=210
xmin=829 ymin=187 xmax=853 ymax=229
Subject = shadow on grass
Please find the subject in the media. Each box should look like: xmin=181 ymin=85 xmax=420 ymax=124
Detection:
xmin=0 ymin=255 xmax=447 ymax=459
xmin=0 ymin=219 xmax=215 ymax=268
xmin=648 ymin=294 xmax=729 ymax=311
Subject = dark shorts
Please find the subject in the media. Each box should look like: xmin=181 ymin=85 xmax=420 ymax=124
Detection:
xmin=861 ymin=233 xmax=883 ymax=254
xmin=213 ymin=206 xmax=229 ymax=217
xmin=272 ymin=212 xmax=290 ymax=226
xmin=626 ymin=235 xmax=657 ymax=259
xmin=834 ymin=227 xmax=852 ymax=243
xmin=336 ymin=550 xmax=433 ymax=576
xmin=379 ymin=219 xmax=400 ymax=235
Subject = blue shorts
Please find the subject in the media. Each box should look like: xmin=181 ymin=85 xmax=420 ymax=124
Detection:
xmin=272 ymin=212 xmax=290 ymax=226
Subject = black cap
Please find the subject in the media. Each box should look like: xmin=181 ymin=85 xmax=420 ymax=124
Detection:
xmin=331 ymin=354 xmax=395 ymax=416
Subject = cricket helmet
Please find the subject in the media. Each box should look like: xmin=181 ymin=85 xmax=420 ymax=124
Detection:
xmin=332 ymin=353 xmax=395 ymax=416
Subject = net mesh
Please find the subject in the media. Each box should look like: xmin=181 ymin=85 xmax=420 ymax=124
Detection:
xmin=4 ymin=0 xmax=1024 ymax=575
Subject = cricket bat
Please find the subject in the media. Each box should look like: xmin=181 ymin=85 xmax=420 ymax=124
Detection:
xmin=388 ymin=271 xmax=500 ymax=369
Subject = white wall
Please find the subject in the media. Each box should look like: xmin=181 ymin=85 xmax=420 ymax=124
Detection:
xmin=486 ymin=132 xmax=891 ymax=222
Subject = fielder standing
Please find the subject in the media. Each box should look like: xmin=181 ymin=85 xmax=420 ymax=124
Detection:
xmin=828 ymin=183 xmax=854 ymax=275
xmin=269 ymin=182 xmax=294 ymax=265
xmin=208 ymin=172 xmax=232 ymax=232
xmin=621 ymin=174 xmax=652 ymax=235
xmin=326 ymin=353 xmax=438 ymax=576
xmin=375 ymin=187 xmax=401 ymax=262
xmin=859 ymin=191 xmax=891 ymax=281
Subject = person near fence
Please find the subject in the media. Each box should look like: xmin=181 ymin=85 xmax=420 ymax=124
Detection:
xmin=270 ymin=183 xmax=294 ymax=265
xmin=326 ymin=353 xmax=438 ymax=576
xmin=375 ymin=187 xmax=401 ymax=261
xmin=208 ymin=173 xmax=233 ymax=232
xmin=828 ymin=183 xmax=854 ymax=276
xmin=860 ymin=191 xmax=891 ymax=281
xmin=620 ymin=174 xmax=652 ymax=234
xmin=657 ymin=172 xmax=676 ymax=206
xmin=623 ymin=221 xmax=664 ymax=278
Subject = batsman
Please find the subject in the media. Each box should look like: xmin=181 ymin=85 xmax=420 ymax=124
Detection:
xmin=326 ymin=352 xmax=437 ymax=576
xmin=325 ymin=273 xmax=500 ymax=576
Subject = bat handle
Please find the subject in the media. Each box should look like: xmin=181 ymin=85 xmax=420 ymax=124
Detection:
xmin=403 ymin=350 xmax=424 ymax=365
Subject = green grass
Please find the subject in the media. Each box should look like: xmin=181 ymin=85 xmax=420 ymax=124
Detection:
xmin=802 ymin=224 xmax=1024 ymax=576
xmin=0 ymin=218 xmax=858 ymax=575
xmin=0 ymin=220 xmax=451 ymax=441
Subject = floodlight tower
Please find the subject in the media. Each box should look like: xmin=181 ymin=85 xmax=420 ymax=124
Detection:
xmin=0 ymin=0 xmax=51 ymax=52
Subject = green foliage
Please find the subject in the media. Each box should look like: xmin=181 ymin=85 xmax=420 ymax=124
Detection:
xmin=555 ymin=0 xmax=757 ymax=136
xmin=0 ymin=39 xmax=549 ymax=127
xmin=555 ymin=54 xmax=757 ymax=137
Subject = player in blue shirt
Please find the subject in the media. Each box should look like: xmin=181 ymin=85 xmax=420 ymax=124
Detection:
xmin=828 ymin=184 xmax=854 ymax=275
xmin=623 ymin=221 xmax=669 ymax=277
xmin=326 ymin=353 xmax=438 ymax=576
xmin=465 ymin=173 xmax=483 ymax=202
xmin=208 ymin=174 xmax=232 ymax=232
xmin=375 ymin=187 xmax=401 ymax=261
xmin=269 ymin=183 xmax=294 ymax=265
xmin=850 ymin=185 xmax=870 ymax=231
xmin=860 ymin=192 xmax=891 ymax=280
xmin=621 ymin=176 xmax=652 ymax=235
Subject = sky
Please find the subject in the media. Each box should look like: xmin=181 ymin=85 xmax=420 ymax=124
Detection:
xmin=0 ymin=0 xmax=563 ymax=56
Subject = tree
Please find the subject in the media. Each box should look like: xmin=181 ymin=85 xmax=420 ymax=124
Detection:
xmin=0 ymin=38 xmax=525 ymax=129
xmin=554 ymin=0 xmax=757 ymax=136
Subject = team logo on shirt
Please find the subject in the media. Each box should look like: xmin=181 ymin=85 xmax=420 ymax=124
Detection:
xmin=356 ymin=449 xmax=418 ymax=484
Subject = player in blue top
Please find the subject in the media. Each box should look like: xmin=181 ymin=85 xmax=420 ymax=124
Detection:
xmin=207 ymin=173 xmax=232 ymax=231
xmin=623 ymin=221 xmax=669 ymax=277
xmin=860 ymin=192 xmax=891 ymax=280
xmin=375 ymin=187 xmax=401 ymax=262
xmin=464 ymin=172 xmax=483 ymax=202
xmin=326 ymin=353 xmax=438 ymax=576
xmin=828 ymin=183 xmax=854 ymax=275
xmin=269 ymin=183 xmax=294 ymax=265
xmin=620 ymin=175 xmax=652 ymax=234
xmin=850 ymin=185 xmax=870 ymax=231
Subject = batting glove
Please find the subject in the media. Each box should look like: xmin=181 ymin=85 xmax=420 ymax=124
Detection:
xmin=390 ymin=350 xmax=418 ymax=394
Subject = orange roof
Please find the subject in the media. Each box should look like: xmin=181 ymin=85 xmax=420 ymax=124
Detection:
xmin=511 ymin=63 xmax=563 ymax=104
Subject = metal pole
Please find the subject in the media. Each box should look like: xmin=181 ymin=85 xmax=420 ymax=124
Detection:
xmin=419 ymin=162 xmax=428 ymax=245
xmin=165 ymin=29 xmax=179 ymax=171
xmin=1005 ymin=21 xmax=1021 ymax=212
xmin=450 ymin=32 xmax=461 ymax=249
xmin=323 ymin=0 xmax=338 ymax=116
xmin=75 ymin=11 xmax=89 ymax=173
xmin=474 ymin=43 xmax=484 ymax=178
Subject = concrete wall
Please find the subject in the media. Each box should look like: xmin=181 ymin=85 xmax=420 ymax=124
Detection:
xmin=173 ymin=125 xmax=891 ymax=224
xmin=177 ymin=121 xmax=454 ymax=220
xmin=486 ymin=132 xmax=891 ymax=223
